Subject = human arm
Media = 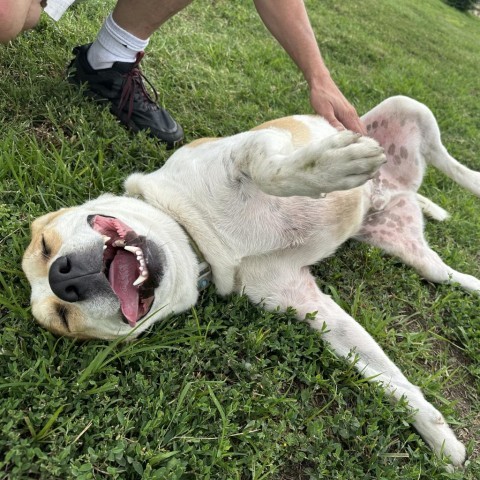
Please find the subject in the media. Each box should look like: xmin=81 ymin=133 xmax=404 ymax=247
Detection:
xmin=253 ymin=0 xmax=366 ymax=134
xmin=0 ymin=0 xmax=44 ymax=43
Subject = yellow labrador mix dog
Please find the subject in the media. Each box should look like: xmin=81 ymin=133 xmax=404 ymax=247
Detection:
xmin=23 ymin=96 xmax=480 ymax=469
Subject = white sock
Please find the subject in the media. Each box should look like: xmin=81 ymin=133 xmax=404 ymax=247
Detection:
xmin=87 ymin=14 xmax=150 ymax=70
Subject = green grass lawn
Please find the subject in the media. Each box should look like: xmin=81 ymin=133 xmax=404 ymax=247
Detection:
xmin=1 ymin=0 xmax=479 ymax=478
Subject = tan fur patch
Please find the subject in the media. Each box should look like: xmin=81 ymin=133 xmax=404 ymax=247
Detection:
xmin=30 ymin=209 xmax=71 ymax=237
xmin=324 ymin=188 xmax=364 ymax=240
xmin=22 ymin=210 xmax=69 ymax=279
xmin=186 ymin=137 xmax=220 ymax=148
xmin=33 ymin=297 xmax=92 ymax=339
xmin=251 ymin=117 xmax=312 ymax=147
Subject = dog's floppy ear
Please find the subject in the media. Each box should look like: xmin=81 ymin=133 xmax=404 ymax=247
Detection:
xmin=30 ymin=208 xmax=71 ymax=236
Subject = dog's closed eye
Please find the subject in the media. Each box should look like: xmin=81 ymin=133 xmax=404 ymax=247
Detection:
xmin=41 ymin=235 xmax=51 ymax=260
xmin=55 ymin=304 xmax=70 ymax=331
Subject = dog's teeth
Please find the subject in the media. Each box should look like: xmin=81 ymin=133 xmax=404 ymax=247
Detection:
xmin=133 ymin=273 xmax=148 ymax=286
xmin=113 ymin=239 xmax=126 ymax=247
xmin=123 ymin=245 xmax=148 ymax=274
xmin=103 ymin=245 xmax=107 ymax=251
xmin=102 ymin=235 xmax=111 ymax=244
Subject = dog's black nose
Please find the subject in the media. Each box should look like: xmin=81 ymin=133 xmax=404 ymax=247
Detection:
xmin=48 ymin=253 xmax=104 ymax=303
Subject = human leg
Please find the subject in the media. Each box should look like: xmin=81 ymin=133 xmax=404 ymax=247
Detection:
xmin=112 ymin=0 xmax=193 ymax=40
xmin=0 ymin=0 xmax=43 ymax=43
xmin=68 ymin=0 xmax=193 ymax=146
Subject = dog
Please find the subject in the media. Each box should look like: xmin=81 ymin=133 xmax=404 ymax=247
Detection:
xmin=23 ymin=96 xmax=480 ymax=469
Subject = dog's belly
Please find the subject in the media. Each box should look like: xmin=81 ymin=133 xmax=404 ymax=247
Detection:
xmin=220 ymin=184 xmax=366 ymax=259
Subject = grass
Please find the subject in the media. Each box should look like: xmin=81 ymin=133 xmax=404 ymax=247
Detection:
xmin=0 ymin=0 xmax=479 ymax=478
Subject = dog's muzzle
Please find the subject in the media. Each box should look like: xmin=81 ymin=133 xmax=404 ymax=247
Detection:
xmin=49 ymin=251 xmax=109 ymax=302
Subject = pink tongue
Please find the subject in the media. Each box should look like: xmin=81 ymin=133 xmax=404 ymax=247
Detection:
xmin=109 ymin=250 xmax=139 ymax=326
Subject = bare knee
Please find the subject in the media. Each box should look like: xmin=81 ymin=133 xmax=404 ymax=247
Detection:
xmin=0 ymin=0 xmax=42 ymax=43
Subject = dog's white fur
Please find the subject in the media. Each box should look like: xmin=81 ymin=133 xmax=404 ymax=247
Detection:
xmin=23 ymin=96 xmax=480 ymax=468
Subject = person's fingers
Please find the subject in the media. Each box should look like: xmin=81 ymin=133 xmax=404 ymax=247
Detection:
xmin=311 ymin=98 xmax=342 ymax=129
xmin=311 ymin=92 xmax=365 ymax=134
xmin=335 ymin=103 xmax=366 ymax=135
xmin=324 ymin=114 xmax=345 ymax=131
xmin=321 ymin=105 xmax=364 ymax=133
xmin=340 ymin=114 xmax=366 ymax=135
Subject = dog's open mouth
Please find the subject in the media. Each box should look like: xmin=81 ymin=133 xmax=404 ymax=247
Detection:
xmin=89 ymin=215 xmax=156 ymax=327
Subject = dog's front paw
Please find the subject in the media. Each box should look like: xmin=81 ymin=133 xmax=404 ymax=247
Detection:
xmin=316 ymin=131 xmax=386 ymax=192
xmin=250 ymin=130 xmax=386 ymax=198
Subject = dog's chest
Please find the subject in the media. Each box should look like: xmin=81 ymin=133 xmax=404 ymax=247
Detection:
xmin=224 ymin=193 xmax=323 ymax=250
xmin=217 ymin=181 xmax=366 ymax=257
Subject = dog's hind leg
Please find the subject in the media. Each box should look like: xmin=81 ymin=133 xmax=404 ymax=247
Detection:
xmin=363 ymin=95 xmax=480 ymax=196
xmin=357 ymin=193 xmax=480 ymax=293
xmin=241 ymin=264 xmax=466 ymax=468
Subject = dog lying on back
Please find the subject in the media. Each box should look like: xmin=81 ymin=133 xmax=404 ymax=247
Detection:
xmin=23 ymin=96 xmax=480 ymax=468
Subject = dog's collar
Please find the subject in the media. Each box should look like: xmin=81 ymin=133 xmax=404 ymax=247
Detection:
xmin=182 ymin=227 xmax=212 ymax=291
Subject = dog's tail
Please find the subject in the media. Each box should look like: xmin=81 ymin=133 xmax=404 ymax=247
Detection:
xmin=425 ymin=143 xmax=480 ymax=198
xmin=420 ymin=109 xmax=480 ymax=197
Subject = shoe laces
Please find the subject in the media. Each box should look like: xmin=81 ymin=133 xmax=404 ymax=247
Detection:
xmin=118 ymin=52 xmax=159 ymax=120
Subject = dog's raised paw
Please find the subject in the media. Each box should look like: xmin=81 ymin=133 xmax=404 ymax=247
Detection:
xmin=316 ymin=132 xmax=387 ymax=192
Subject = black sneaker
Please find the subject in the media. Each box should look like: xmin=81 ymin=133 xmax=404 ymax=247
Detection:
xmin=67 ymin=44 xmax=184 ymax=148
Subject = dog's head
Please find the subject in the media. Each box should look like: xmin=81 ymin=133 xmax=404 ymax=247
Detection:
xmin=22 ymin=195 xmax=199 ymax=340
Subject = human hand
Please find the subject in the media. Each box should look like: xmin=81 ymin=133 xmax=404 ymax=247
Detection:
xmin=309 ymin=77 xmax=366 ymax=135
